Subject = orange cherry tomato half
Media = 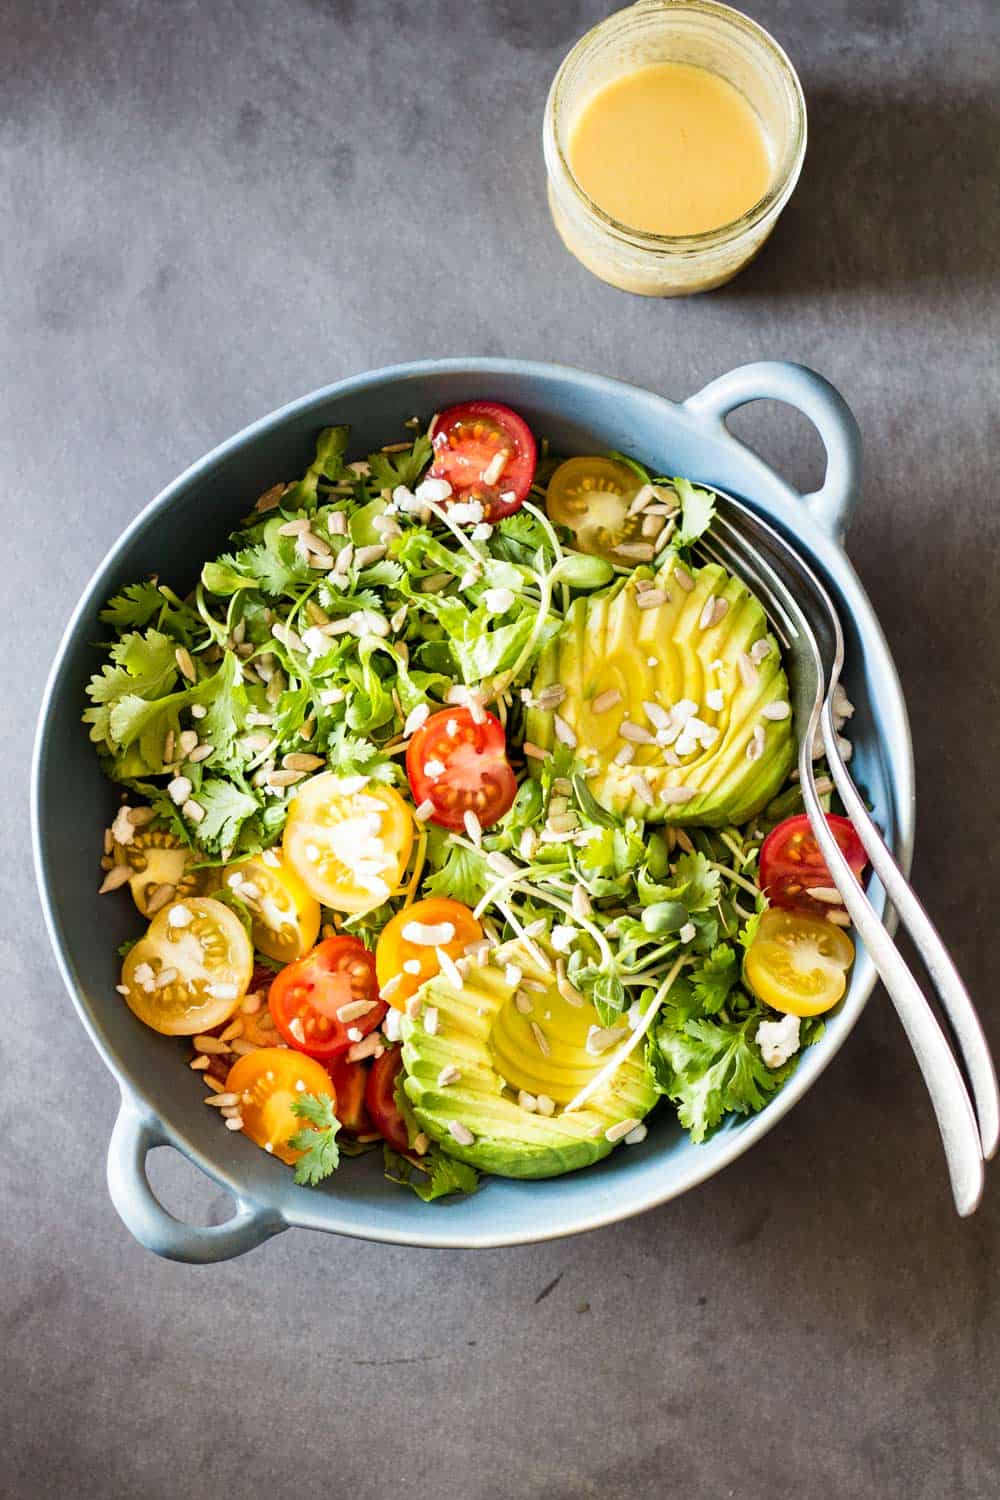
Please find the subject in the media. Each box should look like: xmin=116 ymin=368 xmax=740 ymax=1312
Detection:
xmin=759 ymin=813 xmax=867 ymax=918
xmin=364 ymin=1047 xmax=410 ymax=1154
xmin=427 ymin=401 xmax=536 ymax=521
xmin=226 ymin=1048 xmax=335 ymax=1166
xmin=268 ymin=936 xmax=385 ymax=1061
xmin=325 ymin=1056 xmax=370 ymax=1134
xmin=406 ymin=706 xmax=517 ymax=831
xmin=375 ymin=896 xmax=483 ymax=1010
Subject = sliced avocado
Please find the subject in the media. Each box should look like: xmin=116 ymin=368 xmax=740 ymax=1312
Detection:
xmin=400 ymin=950 xmax=656 ymax=1179
xmin=526 ymin=559 xmax=795 ymax=825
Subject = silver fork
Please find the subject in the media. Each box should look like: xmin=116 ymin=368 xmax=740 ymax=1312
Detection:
xmin=696 ymin=493 xmax=996 ymax=1216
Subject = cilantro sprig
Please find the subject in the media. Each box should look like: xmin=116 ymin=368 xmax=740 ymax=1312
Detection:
xmin=288 ymin=1093 xmax=342 ymax=1186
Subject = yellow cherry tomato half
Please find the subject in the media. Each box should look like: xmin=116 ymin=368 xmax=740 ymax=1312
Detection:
xmin=226 ymin=1048 xmax=335 ymax=1166
xmin=222 ymin=851 xmax=320 ymax=964
xmin=120 ymin=896 xmax=253 ymax=1035
xmin=744 ymin=908 xmax=855 ymax=1017
xmin=546 ymin=456 xmax=662 ymax=564
xmin=375 ymin=896 xmax=483 ymax=1010
xmin=283 ymin=772 xmax=414 ymax=915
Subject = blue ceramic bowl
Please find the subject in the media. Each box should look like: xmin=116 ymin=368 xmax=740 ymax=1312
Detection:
xmin=32 ymin=359 xmax=913 ymax=1261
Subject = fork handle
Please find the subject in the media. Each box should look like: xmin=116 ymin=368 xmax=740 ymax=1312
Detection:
xmin=799 ymin=749 xmax=985 ymax=1216
xmin=821 ymin=702 xmax=999 ymax=1160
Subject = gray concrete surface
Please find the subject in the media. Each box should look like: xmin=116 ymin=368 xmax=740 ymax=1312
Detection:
xmin=3 ymin=1 xmax=999 ymax=1496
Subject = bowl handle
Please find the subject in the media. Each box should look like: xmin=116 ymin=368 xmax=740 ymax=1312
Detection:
xmin=107 ymin=1092 xmax=286 ymax=1263
xmin=682 ymin=361 xmax=862 ymax=539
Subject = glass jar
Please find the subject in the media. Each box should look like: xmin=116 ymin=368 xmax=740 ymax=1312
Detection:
xmin=543 ymin=0 xmax=807 ymax=296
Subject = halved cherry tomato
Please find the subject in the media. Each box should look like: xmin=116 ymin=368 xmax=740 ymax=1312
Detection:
xmin=428 ymin=401 xmax=536 ymax=521
xmin=744 ymin=908 xmax=855 ymax=1017
xmin=545 ymin=455 xmax=651 ymax=563
xmin=226 ymin=1048 xmax=335 ymax=1165
xmin=326 ymin=1056 xmax=370 ymax=1134
xmin=283 ymin=772 xmax=414 ymax=914
xmin=760 ymin=813 xmax=866 ymax=917
xmin=121 ymin=896 xmax=253 ymax=1036
xmin=406 ymin=706 xmax=517 ymax=830
xmin=222 ymin=851 xmax=320 ymax=963
xmin=365 ymin=1047 xmax=410 ymax=1153
xmin=268 ymin=936 xmax=385 ymax=1060
xmin=375 ymin=896 xmax=483 ymax=1010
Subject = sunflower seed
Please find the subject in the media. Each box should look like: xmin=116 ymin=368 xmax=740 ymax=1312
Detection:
xmin=660 ymin=786 xmax=696 ymax=804
xmin=531 ymin=1021 xmax=551 ymax=1056
xmin=98 ymin=865 xmax=132 ymax=894
xmin=635 ymin=588 xmax=666 ymax=610
xmin=631 ymin=772 xmax=655 ymax=806
xmin=146 ymin=883 xmax=176 ymax=914
xmin=175 ymin=646 xmax=196 ymax=682
xmin=616 ymin=541 xmax=655 ymax=562
xmin=448 ymin=1120 xmax=475 ymax=1146
xmin=746 ymin=726 xmax=766 ymax=762
xmin=619 ymin=720 xmax=654 ymax=744
xmin=762 ymin=701 xmax=790 ymax=721
xmin=553 ymin=714 xmax=577 ymax=748
xmin=605 ymin=1117 xmax=642 ymax=1143
xmin=282 ymin=752 xmax=325 ymax=772
xmin=738 ymin=653 xmax=759 ymax=689
xmin=806 ymin=885 xmax=845 ymax=905
xmin=266 ymin=769 xmax=307 ymax=788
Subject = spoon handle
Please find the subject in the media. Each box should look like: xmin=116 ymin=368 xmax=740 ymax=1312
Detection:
xmin=799 ymin=743 xmax=985 ymax=1216
xmin=821 ymin=701 xmax=999 ymax=1160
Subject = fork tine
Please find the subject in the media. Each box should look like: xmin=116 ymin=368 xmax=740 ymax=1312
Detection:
xmin=696 ymin=513 xmax=798 ymax=651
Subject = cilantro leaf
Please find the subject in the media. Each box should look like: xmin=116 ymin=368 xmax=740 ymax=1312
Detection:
xmin=282 ymin=426 xmax=349 ymax=510
xmin=288 ymin=1092 xmax=342 ymax=1186
xmin=383 ymin=1144 xmax=480 ymax=1202
xmin=673 ymin=477 xmax=716 ymax=548
xmin=688 ymin=943 xmax=740 ymax=1016
xmin=99 ymin=581 xmax=165 ymax=629
xmin=650 ymin=1015 xmax=787 ymax=1142
xmin=367 ymin=435 xmax=432 ymax=493
xmin=85 ymin=629 xmax=179 ymax=708
xmin=195 ymin=779 xmax=261 ymax=852
xmin=423 ymin=829 xmax=490 ymax=906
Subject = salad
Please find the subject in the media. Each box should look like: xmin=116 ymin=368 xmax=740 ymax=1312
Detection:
xmin=85 ymin=400 xmax=865 ymax=1201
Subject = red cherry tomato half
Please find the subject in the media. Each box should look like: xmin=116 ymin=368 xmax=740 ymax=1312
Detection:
xmin=406 ymin=706 xmax=517 ymax=831
xmin=268 ymin=936 xmax=385 ymax=1061
xmin=759 ymin=813 xmax=867 ymax=917
xmin=365 ymin=1047 xmax=410 ymax=1154
xmin=428 ymin=401 xmax=536 ymax=521
xmin=325 ymin=1056 xmax=370 ymax=1134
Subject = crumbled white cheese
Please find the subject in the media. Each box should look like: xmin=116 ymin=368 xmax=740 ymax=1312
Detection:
xmin=756 ymin=1013 xmax=801 ymax=1068
xmin=401 ymin=920 xmax=456 ymax=948
xmin=679 ymin=922 xmax=697 ymax=944
xmin=448 ymin=500 xmax=486 ymax=525
xmin=414 ymin=477 xmax=453 ymax=504
xmin=167 ymin=776 xmax=193 ymax=806
xmin=483 ymin=587 xmax=515 ymax=615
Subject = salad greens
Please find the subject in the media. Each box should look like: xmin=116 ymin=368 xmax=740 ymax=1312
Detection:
xmin=87 ymin=416 xmax=839 ymax=1198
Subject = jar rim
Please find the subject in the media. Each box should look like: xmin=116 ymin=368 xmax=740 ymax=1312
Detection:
xmin=545 ymin=0 xmax=808 ymax=252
